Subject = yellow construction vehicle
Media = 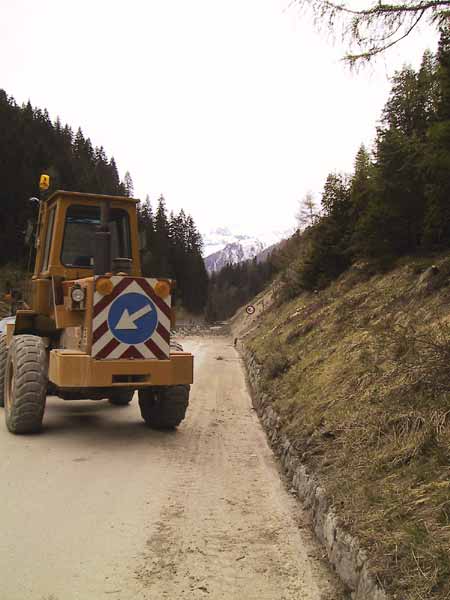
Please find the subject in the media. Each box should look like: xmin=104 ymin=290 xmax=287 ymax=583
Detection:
xmin=0 ymin=177 xmax=193 ymax=433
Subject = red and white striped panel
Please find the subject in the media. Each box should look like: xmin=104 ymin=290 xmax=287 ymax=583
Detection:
xmin=91 ymin=276 xmax=171 ymax=360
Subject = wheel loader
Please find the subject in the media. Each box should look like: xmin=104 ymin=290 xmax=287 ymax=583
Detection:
xmin=0 ymin=176 xmax=193 ymax=434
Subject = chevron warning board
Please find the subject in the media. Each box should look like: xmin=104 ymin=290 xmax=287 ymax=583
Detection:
xmin=92 ymin=276 xmax=171 ymax=360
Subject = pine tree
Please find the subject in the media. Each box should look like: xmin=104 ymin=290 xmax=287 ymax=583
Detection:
xmin=296 ymin=192 xmax=319 ymax=230
xmin=152 ymin=195 xmax=170 ymax=276
xmin=417 ymin=50 xmax=440 ymax=130
xmin=109 ymin=157 xmax=121 ymax=192
xmin=123 ymin=171 xmax=134 ymax=197
xmin=182 ymin=216 xmax=208 ymax=313
xmin=138 ymin=195 xmax=156 ymax=276
xmin=383 ymin=66 xmax=421 ymax=137
xmin=351 ymin=145 xmax=373 ymax=215
xmin=423 ymin=25 xmax=450 ymax=247
xmin=94 ymin=146 xmax=110 ymax=193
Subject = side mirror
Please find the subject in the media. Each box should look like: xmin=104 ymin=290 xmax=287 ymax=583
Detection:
xmin=24 ymin=219 xmax=34 ymax=246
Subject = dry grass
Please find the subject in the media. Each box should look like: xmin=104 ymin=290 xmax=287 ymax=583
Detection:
xmin=245 ymin=254 xmax=450 ymax=600
xmin=0 ymin=264 xmax=28 ymax=318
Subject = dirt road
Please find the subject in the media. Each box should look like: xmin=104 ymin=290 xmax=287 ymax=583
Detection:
xmin=0 ymin=336 xmax=344 ymax=600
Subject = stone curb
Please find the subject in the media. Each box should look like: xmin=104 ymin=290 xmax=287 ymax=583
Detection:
xmin=243 ymin=350 xmax=389 ymax=600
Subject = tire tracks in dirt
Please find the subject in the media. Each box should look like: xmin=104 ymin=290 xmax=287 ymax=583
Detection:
xmin=134 ymin=336 xmax=345 ymax=600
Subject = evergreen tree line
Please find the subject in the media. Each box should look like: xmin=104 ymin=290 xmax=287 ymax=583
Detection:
xmin=138 ymin=195 xmax=208 ymax=314
xmin=0 ymin=90 xmax=208 ymax=313
xmin=0 ymin=90 xmax=133 ymax=265
xmin=205 ymin=259 xmax=276 ymax=322
xmin=278 ymin=26 xmax=450 ymax=298
xmin=206 ymin=26 xmax=449 ymax=317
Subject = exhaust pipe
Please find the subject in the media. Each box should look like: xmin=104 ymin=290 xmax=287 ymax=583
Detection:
xmin=94 ymin=201 xmax=111 ymax=275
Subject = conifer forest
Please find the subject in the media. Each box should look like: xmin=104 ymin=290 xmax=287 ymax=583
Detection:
xmin=276 ymin=27 xmax=450 ymax=293
xmin=208 ymin=26 xmax=450 ymax=318
xmin=0 ymin=90 xmax=208 ymax=313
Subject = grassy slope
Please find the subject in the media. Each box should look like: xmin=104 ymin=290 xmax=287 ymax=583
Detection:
xmin=0 ymin=265 xmax=27 ymax=318
xmin=238 ymin=255 xmax=450 ymax=600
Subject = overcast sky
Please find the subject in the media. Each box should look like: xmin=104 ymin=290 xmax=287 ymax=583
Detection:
xmin=1 ymin=0 xmax=438 ymax=236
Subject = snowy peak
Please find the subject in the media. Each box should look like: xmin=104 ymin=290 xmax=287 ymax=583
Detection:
xmin=202 ymin=226 xmax=294 ymax=273
xmin=204 ymin=239 xmax=265 ymax=273
xmin=203 ymin=227 xmax=291 ymax=258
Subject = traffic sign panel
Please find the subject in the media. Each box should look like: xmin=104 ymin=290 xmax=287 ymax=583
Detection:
xmin=92 ymin=276 xmax=171 ymax=360
xmin=108 ymin=292 xmax=158 ymax=345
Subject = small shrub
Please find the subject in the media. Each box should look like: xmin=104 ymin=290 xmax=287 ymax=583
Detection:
xmin=264 ymin=350 xmax=290 ymax=379
xmin=286 ymin=321 xmax=316 ymax=343
xmin=409 ymin=257 xmax=435 ymax=275
xmin=427 ymin=258 xmax=450 ymax=291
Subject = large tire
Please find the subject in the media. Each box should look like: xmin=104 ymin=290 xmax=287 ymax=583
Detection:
xmin=138 ymin=385 xmax=190 ymax=429
xmin=108 ymin=389 xmax=134 ymax=406
xmin=4 ymin=335 xmax=48 ymax=434
xmin=0 ymin=334 xmax=7 ymax=407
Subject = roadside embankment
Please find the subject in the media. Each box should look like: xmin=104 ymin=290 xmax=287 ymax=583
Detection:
xmin=244 ymin=351 xmax=387 ymax=600
xmin=233 ymin=255 xmax=450 ymax=600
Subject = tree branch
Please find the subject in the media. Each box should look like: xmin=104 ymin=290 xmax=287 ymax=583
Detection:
xmin=293 ymin=0 xmax=449 ymax=62
xmin=316 ymin=0 xmax=450 ymax=17
xmin=344 ymin=9 xmax=427 ymax=63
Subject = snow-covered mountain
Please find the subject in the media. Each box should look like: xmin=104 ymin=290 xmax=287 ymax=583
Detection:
xmin=202 ymin=227 xmax=286 ymax=258
xmin=204 ymin=239 xmax=264 ymax=273
xmin=202 ymin=227 xmax=292 ymax=274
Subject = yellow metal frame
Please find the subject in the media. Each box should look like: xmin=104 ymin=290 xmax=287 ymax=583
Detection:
xmin=48 ymin=350 xmax=194 ymax=388
xmin=33 ymin=190 xmax=142 ymax=281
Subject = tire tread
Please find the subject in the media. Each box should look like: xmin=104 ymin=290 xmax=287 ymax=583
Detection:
xmin=5 ymin=335 xmax=47 ymax=434
xmin=138 ymin=385 xmax=190 ymax=429
xmin=108 ymin=389 xmax=134 ymax=406
xmin=0 ymin=334 xmax=7 ymax=407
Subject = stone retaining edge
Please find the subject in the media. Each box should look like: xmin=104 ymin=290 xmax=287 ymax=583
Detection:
xmin=243 ymin=350 xmax=388 ymax=600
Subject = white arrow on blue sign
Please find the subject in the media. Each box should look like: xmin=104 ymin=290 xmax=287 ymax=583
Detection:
xmin=108 ymin=292 xmax=158 ymax=345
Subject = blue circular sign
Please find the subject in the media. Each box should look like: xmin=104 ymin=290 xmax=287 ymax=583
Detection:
xmin=108 ymin=292 xmax=158 ymax=345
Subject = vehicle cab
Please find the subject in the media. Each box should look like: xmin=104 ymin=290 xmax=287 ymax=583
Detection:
xmin=35 ymin=190 xmax=141 ymax=282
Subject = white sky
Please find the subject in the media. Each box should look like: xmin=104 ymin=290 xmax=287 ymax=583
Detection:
xmin=1 ymin=0 xmax=439 ymax=236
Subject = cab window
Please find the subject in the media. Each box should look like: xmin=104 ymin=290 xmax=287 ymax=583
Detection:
xmin=61 ymin=205 xmax=131 ymax=268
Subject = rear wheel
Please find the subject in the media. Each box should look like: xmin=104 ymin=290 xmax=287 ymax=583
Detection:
xmin=138 ymin=385 xmax=190 ymax=429
xmin=4 ymin=335 xmax=48 ymax=434
xmin=0 ymin=334 xmax=7 ymax=407
xmin=108 ymin=389 xmax=134 ymax=406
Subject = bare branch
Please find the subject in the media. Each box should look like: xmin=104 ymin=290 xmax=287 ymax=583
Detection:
xmin=344 ymin=9 xmax=427 ymax=64
xmin=292 ymin=0 xmax=450 ymax=63
xmin=313 ymin=0 xmax=450 ymax=17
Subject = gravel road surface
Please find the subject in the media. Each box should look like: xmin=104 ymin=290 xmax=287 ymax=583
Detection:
xmin=0 ymin=336 xmax=344 ymax=600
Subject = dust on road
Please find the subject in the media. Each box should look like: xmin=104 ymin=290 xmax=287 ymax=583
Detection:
xmin=0 ymin=336 xmax=344 ymax=600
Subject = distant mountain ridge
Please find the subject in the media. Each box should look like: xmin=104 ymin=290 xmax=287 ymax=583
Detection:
xmin=203 ymin=227 xmax=292 ymax=273
xmin=204 ymin=239 xmax=264 ymax=273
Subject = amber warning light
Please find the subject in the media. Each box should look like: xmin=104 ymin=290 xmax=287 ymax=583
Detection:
xmin=39 ymin=174 xmax=50 ymax=191
xmin=96 ymin=277 xmax=114 ymax=296
xmin=154 ymin=280 xmax=171 ymax=299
